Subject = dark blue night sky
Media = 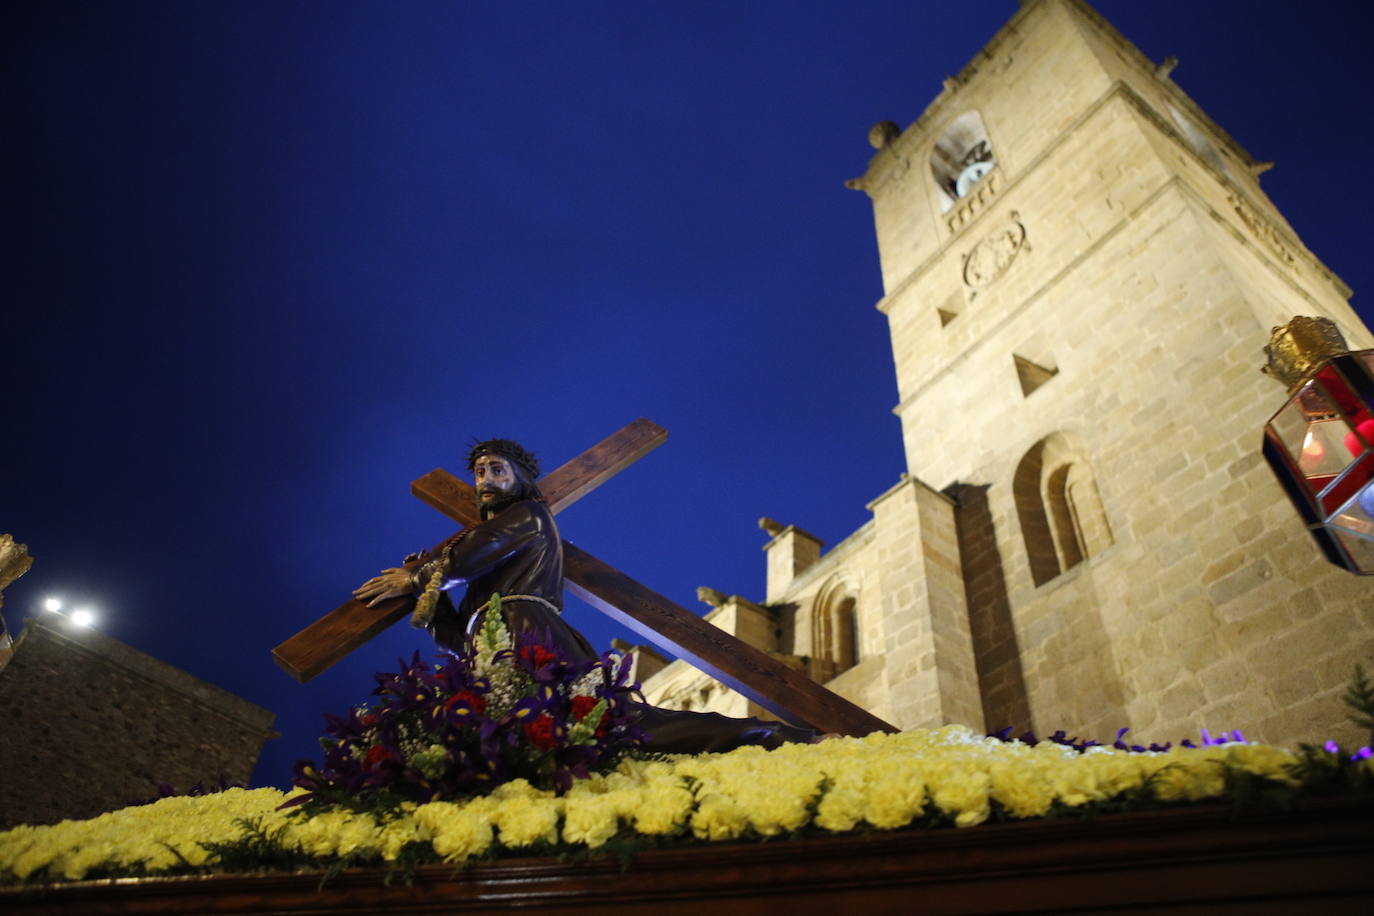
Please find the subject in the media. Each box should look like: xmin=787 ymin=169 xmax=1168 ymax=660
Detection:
xmin=6 ymin=1 xmax=1373 ymax=788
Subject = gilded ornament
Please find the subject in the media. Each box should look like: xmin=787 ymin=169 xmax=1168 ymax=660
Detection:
xmin=0 ymin=535 xmax=32 ymax=609
xmin=1262 ymin=315 xmax=1350 ymax=392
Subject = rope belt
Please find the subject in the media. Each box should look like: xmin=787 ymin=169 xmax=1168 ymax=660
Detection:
xmin=464 ymin=594 xmax=562 ymax=640
xmin=408 ymin=560 xmax=561 ymax=635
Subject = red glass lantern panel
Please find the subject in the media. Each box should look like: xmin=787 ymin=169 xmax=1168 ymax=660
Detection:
xmin=1263 ymin=348 xmax=1374 ymax=574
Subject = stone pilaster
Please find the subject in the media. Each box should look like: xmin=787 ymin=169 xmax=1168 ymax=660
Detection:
xmin=868 ymin=477 xmax=983 ymax=731
xmin=761 ymin=524 xmax=824 ymax=604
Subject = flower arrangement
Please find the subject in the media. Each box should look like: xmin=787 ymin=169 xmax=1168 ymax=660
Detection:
xmin=3 ymin=643 xmax=1372 ymax=887
xmin=3 ymin=725 xmax=1371 ymax=884
xmin=292 ymin=594 xmax=648 ymax=808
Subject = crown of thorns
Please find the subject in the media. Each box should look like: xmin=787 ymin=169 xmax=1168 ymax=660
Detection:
xmin=466 ymin=439 xmax=540 ymax=478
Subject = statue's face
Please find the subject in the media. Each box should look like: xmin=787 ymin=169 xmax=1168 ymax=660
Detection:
xmin=473 ymin=454 xmax=518 ymax=508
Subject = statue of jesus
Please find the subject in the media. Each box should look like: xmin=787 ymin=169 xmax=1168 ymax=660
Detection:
xmin=353 ymin=438 xmax=820 ymax=753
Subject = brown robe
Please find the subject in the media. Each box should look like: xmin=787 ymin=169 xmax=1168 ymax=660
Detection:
xmin=412 ymin=498 xmax=817 ymax=753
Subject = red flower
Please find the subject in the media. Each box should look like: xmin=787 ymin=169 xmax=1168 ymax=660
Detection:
xmin=523 ymin=713 xmax=559 ymax=750
xmin=571 ymin=695 xmax=607 ymax=736
xmin=518 ymin=645 xmax=558 ymax=669
xmin=361 ymin=713 xmax=379 ymax=727
xmin=444 ymin=690 xmax=487 ymax=717
xmin=366 ymin=744 xmax=395 ymax=765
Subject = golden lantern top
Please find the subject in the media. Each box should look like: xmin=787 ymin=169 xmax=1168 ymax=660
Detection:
xmin=1263 ymin=316 xmax=1351 ymax=393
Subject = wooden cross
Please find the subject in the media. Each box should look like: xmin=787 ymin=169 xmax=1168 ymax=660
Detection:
xmin=272 ymin=419 xmax=894 ymax=737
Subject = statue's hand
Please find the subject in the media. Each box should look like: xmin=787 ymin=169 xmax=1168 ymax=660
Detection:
xmin=353 ymin=568 xmax=415 ymax=608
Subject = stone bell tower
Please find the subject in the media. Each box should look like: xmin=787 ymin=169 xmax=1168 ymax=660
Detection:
xmin=845 ymin=0 xmax=1374 ymax=746
xmin=641 ymin=0 xmax=1372 ymax=750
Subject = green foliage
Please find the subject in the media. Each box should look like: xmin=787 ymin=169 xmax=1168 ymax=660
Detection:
xmin=380 ymin=841 xmax=442 ymax=887
xmin=199 ymin=817 xmax=449 ymax=890
xmin=1283 ymin=662 xmax=1374 ymax=798
xmin=1342 ymin=663 xmax=1374 ymax=737
xmin=1221 ymin=763 xmax=1305 ymax=814
xmin=1291 ymin=743 xmax=1374 ymax=794
xmin=290 ymin=788 xmax=415 ymax=821
xmin=1036 ymin=782 xmax=1174 ymax=821
xmin=198 ymin=817 xmax=316 ymax=874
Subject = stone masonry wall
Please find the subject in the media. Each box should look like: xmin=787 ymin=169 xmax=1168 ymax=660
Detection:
xmin=0 ymin=620 xmax=277 ymax=829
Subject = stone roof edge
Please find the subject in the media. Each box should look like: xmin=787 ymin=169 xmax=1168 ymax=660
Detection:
xmin=1058 ymin=0 xmax=1259 ymax=168
xmin=8 ymin=619 xmax=276 ymax=732
xmin=772 ymin=517 xmax=879 ymax=604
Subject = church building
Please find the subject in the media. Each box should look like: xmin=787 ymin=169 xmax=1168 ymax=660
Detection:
xmin=638 ymin=0 xmax=1374 ymax=750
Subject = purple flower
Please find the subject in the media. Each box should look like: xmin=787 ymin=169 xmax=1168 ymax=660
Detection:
xmin=289 ymin=618 xmax=652 ymax=808
xmin=1197 ymin=728 xmax=1246 ymax=747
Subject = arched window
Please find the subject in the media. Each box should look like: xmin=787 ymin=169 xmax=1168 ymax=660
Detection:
xmin=1014 ymin=434 xmax=1113 ymax=586
xmin=811 ymin=577 xmax=860 ymax=681
xmin=930 ymin=111 xmax=996 ymax=213
xmin=1045 ymin=463 xmax=1084 ymax=570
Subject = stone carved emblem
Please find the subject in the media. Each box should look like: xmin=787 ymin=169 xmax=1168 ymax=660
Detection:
xmin=1229 ymin=194 xmax=1296 ymax=269
xmin=962 ymin=212 xmax=1027 ymax=292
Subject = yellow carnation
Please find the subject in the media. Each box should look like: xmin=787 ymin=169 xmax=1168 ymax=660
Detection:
xmin=60 ymin=839 xmax=119 ymax=880
xmin=813 ymin=782 xmax=865 ymax=833
xmin=11 ymin=840 xmax=57 ymax=882
xmin=988 ymin=761 xmax=1053 ymax=819
xmin=687 ymin=792 xmax=744 ymax=841
xmin=1047 ymin=756 xmax=1112 ymax=807
xmin=379 ymin=815 xmax=429 ymax=861
xmin=491 ymin=795 xmax=561 ymax=848
xmin=1225 ymin=744 xmax=1298 ymax=783
xmin=1150 ymin=754 xmax=1227 ymax=802
xmin=929 ymin=768 xmax=991 ymax=827
xmin=632 ymin=781 xmax=693 ymax=835
xmin=862 ymin=764 xmax=926 ymax=829
xmin=562 ymin=793 xmax=621 ymax=848
xmin=1076 ymin=752 xmax=1150 ymax=799
xmin=414 ymin=801 xmax=493 ymax=862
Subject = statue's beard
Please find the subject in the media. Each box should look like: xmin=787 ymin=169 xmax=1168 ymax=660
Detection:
xmin=477 ymin=488 xmax=524 ymax=520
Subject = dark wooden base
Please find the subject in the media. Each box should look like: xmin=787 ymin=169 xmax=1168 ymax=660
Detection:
xmin=5 ymin=800 xmax=1371 ymax=914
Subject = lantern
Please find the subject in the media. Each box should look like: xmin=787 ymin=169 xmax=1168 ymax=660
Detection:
xmin=1262 ymin=317 xmax=1374 ymax=574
